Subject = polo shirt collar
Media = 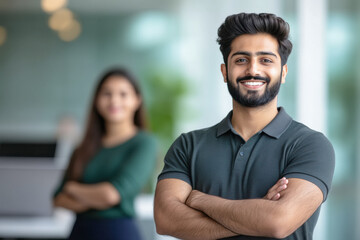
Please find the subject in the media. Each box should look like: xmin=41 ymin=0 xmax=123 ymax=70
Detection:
xmin=216 ymin=111 xmax=233 ymax=137
xmin=216 ymin=107 xmax=293 ymax=139
xmin=262 ymin=107 xmax=293 ymax=139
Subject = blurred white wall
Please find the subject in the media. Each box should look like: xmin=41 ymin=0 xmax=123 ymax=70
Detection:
xmin=297 ymin=1 xmax=328 ymax=240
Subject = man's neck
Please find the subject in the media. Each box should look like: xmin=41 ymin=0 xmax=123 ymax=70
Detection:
xmin=231 ymin=99 xmax=279 ymax=142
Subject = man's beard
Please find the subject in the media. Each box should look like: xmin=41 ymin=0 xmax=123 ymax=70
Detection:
xmin=226 ymin=73 xmax=282 ymax=108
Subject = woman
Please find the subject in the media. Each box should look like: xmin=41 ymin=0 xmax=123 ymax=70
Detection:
xmin=54 ymin=68 xmax=157 ymax=240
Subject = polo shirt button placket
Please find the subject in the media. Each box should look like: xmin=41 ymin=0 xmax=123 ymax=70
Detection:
xmin=234 ymin=148 xmax=245 ymax=169
xmin=238 ymin=142 xmax=244 ymax=158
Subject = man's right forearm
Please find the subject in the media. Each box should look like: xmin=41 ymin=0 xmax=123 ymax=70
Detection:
xmin=154 ymin=177 xmax=289 ymax=239
xmin=154 ymin=197 xmax=237 ymax=240
xmin=154 ymin=179 xmax=237 ymax=239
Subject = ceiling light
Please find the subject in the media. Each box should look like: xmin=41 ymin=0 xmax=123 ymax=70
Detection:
xmin=48 ymin=8 xmax=74 ymax=31
xmin=41 ymin=0 xmax=67 ymax=13
xmin=58 ymin=19 xmax=82 ymax=42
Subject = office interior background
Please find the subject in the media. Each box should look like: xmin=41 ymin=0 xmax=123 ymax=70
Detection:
xmin=0 ymin=0 xmax=359 ymax=239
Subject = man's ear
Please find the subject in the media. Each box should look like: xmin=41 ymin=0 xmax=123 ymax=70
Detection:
xmin=281 ymin=64 xmax=288 ymax=84
xmin=221 ymin=64 xmax=227 ymax=83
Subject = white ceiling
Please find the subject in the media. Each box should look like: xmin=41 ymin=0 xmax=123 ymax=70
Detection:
xmin=0 ymin=0 xmax=180 ymax=14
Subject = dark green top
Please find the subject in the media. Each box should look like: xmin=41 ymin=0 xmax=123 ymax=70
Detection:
xmin=158 ymin=107 xmax=335 ymax=240
xmin=56 ymin=131 xmax=157 ymax=219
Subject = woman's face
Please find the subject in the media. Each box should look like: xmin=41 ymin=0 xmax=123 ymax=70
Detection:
xmin=96 ymin=76 xmax=141 ymax=125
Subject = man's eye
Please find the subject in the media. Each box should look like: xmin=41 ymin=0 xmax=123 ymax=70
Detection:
xmin=262 ymin=59 xmax=273 ymax=63
xmin=236 ymin=58 xmax=247 ymax=63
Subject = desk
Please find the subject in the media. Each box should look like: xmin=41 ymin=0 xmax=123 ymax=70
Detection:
xmin=0 ymin=208 xmax=74 ymax=239
xmin=0 ymin=195 xmax=176 ymax=240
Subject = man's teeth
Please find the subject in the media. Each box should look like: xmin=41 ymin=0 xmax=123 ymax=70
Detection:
xmin=243 ymin=82 xmax=264 ymax=86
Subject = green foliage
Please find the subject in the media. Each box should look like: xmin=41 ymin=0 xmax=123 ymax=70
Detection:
xmin=145 ymin=71 xmax=188 ymax=153
xmin=140 ymin=71 xmax=188 ymax=193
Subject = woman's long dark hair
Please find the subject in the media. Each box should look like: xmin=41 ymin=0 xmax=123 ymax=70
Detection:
xmin=66 ymin=68 xmax=147 ymax=180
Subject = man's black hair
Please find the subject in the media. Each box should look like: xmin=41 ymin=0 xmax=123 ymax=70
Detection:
xmin=217 ymin=13 xmax=293 ymax=66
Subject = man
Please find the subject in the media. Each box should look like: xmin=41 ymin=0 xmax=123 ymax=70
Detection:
xmin=154 ymin=13 xmax=335 ymax=240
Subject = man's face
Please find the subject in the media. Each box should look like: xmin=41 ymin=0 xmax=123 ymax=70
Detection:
xmin=221 ymin=33 xmax=288 ymax=108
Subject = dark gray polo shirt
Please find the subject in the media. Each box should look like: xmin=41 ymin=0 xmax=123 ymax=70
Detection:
xmin=158 ymin=107 xmax=335 ymax=240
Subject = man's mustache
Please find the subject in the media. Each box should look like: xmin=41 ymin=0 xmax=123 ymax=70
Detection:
xmin=236 ymin=75 xmax=270 ymax=83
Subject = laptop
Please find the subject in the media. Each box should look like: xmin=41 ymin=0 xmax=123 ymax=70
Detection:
xmin=0 ymin=141 xmax=65 ymax=216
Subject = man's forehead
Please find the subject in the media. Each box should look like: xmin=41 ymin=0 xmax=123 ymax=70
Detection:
xmin=229 ymin=33 xmax=280 ymax=57
xmin=230 ymin=51 xmax=278 ymax=59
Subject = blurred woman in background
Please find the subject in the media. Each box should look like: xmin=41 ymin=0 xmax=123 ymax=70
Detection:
xmin=53 ymin=68 xmax=157 ymax=240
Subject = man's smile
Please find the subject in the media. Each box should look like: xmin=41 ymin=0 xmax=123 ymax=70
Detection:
xmin=236 ymin=75 xmax=270 ymax=83
xmin=239 ymin=80 xmax=266 ymax=90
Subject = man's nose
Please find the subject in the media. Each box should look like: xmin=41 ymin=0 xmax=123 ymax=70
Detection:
xmin=245 ymin=60 xmax=261 ymax=76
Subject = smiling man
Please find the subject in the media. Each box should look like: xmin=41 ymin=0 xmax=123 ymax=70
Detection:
xmin=154 ymin=13 xmax=335 ymax=240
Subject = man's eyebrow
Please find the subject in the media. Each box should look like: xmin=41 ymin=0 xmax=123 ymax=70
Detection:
xmin=256 ymin=51 xmax=277 ymax=57
xmin=230 ymin=51 xmax=278 ymax=58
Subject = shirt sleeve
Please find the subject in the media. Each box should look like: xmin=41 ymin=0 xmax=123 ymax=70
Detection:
xmin=109 ymin=134 xmax=158 ymax=199
xmin=157 ymin=134 xmax=192 ymax=186
xmin=283 ymin=132 xmax=335 ymax=201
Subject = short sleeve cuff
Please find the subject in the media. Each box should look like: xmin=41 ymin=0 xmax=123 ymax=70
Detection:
xmin=157 ymin=171 xmax=192 ymax=186
xmin=284 ymin=173 xmax=329 ymax=202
